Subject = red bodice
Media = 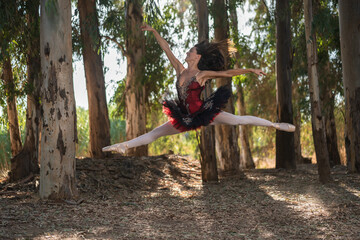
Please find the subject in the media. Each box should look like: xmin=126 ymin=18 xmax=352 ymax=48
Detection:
xmin=176 ymin=77 xmax=204 ymax=114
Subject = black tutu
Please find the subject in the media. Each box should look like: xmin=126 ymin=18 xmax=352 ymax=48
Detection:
xmin=163 ymin=85 xmax=231 ymax=132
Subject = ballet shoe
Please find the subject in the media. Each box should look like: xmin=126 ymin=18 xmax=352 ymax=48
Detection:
xmin=273 ymin=123 xmax=296 ymax=132
xmin=102 ymin=143 xmax=128 ymax=154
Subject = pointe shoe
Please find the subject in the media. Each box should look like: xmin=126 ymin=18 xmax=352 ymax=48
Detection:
xmin=102 ymin=143 xmax=128 ymax=154
xmin=273 ymin=123 xmax=296 ymax=132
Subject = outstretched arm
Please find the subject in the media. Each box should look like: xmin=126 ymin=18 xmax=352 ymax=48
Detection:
xmin=141 ymin=24 xmax=184 ymax=75
xmin=196 ymin=69 xmax=266 ymax=86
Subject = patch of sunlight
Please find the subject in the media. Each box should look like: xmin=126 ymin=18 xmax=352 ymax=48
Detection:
xmin=258 ymin=227 xmax=275 ymax=238
xmin=338 ymin=182 xmax=360 ymax=198
xmin=258 ymin=185 xmax=331 ymax=218
xmin=0 ymin=168 xmax=9 ymax=182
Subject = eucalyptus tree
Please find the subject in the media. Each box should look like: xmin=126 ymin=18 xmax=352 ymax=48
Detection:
xmin=78 ymin=0 xmax=111 ymax=158
xmin=229 ymin=0 xmax=255 ymax=169
xmin=8 ymin=0 xmax=42 ymax=182
xmin=39 ymin=0 xmax=77 ymax=199
xmin=339 ymin=0 xmax=360 ymax=173
xmin=275 ymin=0 xmax=295 ymax=169
xmin=304 ymin=0 xmax=331 ymax=183
xmin=193 ymin=0 xmax=218 ymax=181
xmin=313 ymin=0 xmax=341 ymax=167
xmin=212 ymin=0 xmax=240 ymax=173
xmin=0 ymin=1 xmax=23 ymax=157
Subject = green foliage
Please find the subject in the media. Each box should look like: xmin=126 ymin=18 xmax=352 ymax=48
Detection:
xmin=76 ymin=107 xmax=90 ymax=157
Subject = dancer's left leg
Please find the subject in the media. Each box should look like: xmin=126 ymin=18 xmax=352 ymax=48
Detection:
xmin=211 ymin=111 xmax=295 ymax=132
xmin=102 ymin=121 xmax=181 ymax=153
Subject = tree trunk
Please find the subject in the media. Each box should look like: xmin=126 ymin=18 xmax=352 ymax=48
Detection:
xmin=229 ymin=6 xmax=255 ymax=170
xmin=304 ymin=0 xmax=331 ymax=183
xmin=125 ymin=0 xmax=147 ymax=156
xmin=194 ymin=0 xmax=218 ymax=182
xmin=39 ymin=0 xmax=77 ymax=199
xmin=275 ymin=0 xmax=296 ymax=169
xmin=236 ymin=82 xmax=255 ymax=169
xmin=9 ymin=0 xmax=41 ymax=182
xmin=320 ymin=61 xmax=341 ymax=167
xmin=339 ymin=1 xmax=360 ymax=173
xmin=78 ymin=0 xmax=111 ymax=158
xmin=213 ymin=0 xmax=240 ymax=174
xmin=2 ymin=57 xmax=22 ymax=157
xmin=293 ymin=99 xmax=303 ymax=164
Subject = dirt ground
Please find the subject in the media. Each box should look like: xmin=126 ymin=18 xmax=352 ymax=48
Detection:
xmin=1 ymin=155 xmax=360 ymax=240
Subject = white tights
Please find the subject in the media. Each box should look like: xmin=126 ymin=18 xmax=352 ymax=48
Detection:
xmin=102 ymin=111 xmax=295 ymax=153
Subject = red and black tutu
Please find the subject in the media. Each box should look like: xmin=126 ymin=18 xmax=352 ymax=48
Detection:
xmin=162 ymin=78 xmax=231 ymax=132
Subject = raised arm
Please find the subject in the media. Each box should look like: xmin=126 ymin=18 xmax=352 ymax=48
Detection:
xmin=196 ymin=69 xmax=266 ymax=86
xmin=141 ymin=24 xmax=184 ymax=75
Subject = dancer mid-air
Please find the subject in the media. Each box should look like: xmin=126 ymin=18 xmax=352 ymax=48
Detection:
xmin=103 ymin=24 xmax=295 ymax=154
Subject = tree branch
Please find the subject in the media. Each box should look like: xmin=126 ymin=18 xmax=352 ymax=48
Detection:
xmin=101 ymin=35 xmax=127 ymax=56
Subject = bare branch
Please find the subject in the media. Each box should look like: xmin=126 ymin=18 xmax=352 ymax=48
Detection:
xmin=101 ymin=35 xmax=127 ymax=56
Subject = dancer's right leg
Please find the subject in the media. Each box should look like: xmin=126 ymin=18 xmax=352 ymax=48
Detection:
xmin=102 ymin=121 xmax=181 ymax=153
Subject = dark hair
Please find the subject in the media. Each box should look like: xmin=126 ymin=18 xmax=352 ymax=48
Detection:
xmin=195 ymin=40 xmax=228 ymax=71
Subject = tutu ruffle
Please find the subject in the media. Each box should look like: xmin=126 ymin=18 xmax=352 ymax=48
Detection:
xmin=163 ymin=85 xmax=231 ymax=132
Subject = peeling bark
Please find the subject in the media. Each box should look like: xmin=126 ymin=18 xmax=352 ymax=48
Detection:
xmin=304 ymin=0 xmax=331 ymax=183
xmin=39 ymin=0 xmax=77 ymax=200
xmin=124 ymin=0 xmax=147 ymax=156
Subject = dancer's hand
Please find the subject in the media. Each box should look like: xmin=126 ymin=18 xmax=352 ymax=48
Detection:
xmin=141 ymin=24 xmax=155 ymax=32
xmin=252 ymin=69 xmax=267 ymax=77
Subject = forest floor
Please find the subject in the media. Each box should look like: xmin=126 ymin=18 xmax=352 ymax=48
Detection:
xmin=1 ymin=155 xmax=360 ymax=240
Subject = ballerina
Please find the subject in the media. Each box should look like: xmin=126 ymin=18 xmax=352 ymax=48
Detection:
xmin=102 ymin=24 xmax=295 ymax=154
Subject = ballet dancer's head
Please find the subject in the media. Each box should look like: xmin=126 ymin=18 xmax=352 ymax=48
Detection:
xmin=193 ymin=40 xmax=228 ymax=71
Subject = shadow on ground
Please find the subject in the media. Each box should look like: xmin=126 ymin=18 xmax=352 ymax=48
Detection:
xmin=1 ymin=155 xmax=360 ymax=239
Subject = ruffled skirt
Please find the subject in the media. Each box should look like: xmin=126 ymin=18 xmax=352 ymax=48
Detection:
xmin=162 ymin=85 xmax=232 ymax=132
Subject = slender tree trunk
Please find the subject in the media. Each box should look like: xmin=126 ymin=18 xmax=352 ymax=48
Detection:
xmin=292 ymin=79 xmax=304 ymax=164
xmin=194 ymin=0 xmax=218 ymax=182
xmin=293 ymin=98 xmax=303 ymax=164
xmin=324 ymin=95 xmax=341 ymax=167
xmin=339 ymin=1 xmax=360 ymax=173
xmin=229 ymin=6 xmax=255 ymax=170
xmin=275 ymin=0 xmax=296 ymax=169
xmin=125 ymin=0 xmax=147 ymax=156
xmin=213 ymin=0 xmax=240 ymax=174
xmin=78 ymin=0 xmax=111 ymax=158
xmin=236 ymin=82 xmax=255 ymax=169
xmin=9 ymin=0 xmax=41 ymax=182
xmin=304 ymin=0 xmax=331 ymax=183
xmin=2 ymin=57 xmax=22 ymax=157
xmin=320 ymin=60 xmax=341 ymax=167
xmin=39 ymin=0 xmax=77 ymax=199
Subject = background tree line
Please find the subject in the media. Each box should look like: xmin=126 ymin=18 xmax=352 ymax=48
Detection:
xmin=0 ymin=0 xmax=359 ymax=200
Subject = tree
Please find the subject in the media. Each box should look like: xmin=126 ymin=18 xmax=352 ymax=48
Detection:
xmin=9 ymin=0 xmax=41 ymax=182
xmin=39 ymin=0 xmax=77 ymax=199
xmin=304 ymin=0 xmax=331 ymax=183
xmin=338 ymin=0 xmax=360 ymax=173
xmin=2 ymin=57 xmax=22 ymax=157
xmin=124 ymin=0 xmax=147 ymax=156
xmin=212 ymin=0 xmax=240 ymax=173
xmin=229 ymin=2 xmax=255 ymax=170
xmin=0 ymin=1 xmax=23 ymax=158
xmin=194 ymin=0 xmax=218 ymax=182
xmin=78 ymin=0 xmax=111 ymax=158
xmin=275 ymin=0 xmax=296 ymax=169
